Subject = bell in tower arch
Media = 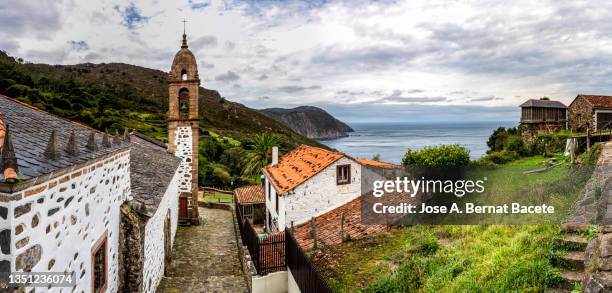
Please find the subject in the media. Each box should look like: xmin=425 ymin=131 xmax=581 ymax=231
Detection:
xmin=179 ymin=88 xmax=190 ymax=119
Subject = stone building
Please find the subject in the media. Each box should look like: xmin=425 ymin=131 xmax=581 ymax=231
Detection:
xmin=519 ymin=97 xmax=567 ymax=137
xmin=568 ymin=94 xmax=612 ymax=131
xmin=0 ymin=32 xmax=201 ymax=293
xmin=167 ymin=32 xmax=201 ymax=225
xmin=261 ymin=145 xmax=399 ymax=233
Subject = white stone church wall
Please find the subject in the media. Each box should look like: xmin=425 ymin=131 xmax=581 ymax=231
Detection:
xmin=4 ymin=150 xmax=130 ymax=293
xmin=142 ymin=170 xmax=180 ymax=293
xmin=175 ymin=126 xmax=193 ymax=193
xmin=282 ymin=157 xmax=363 ymax=229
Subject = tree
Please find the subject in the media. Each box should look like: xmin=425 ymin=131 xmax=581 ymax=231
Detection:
xmin=242 ymin=133 xmax=280 ymax=176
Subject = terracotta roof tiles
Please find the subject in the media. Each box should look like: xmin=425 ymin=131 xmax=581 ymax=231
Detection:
xmin=262 ymin=145 xmax=343 ymax=193
xmin=291 ymin=197 xmax=387 ymax=250
xmin=578 ymin=94 xmax=612 ymax=109
xmin=234 ymin=184 xmax=264 ymax=204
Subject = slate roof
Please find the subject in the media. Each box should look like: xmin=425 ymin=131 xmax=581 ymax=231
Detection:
xmin=0 ymin=95 xmax=127 ymax=182
xmin=128 ymin=134 xmax=180 ymax=217
xmin=578 ymin=94 xmax=612 ymax=109
xmin=234 ymin=184 xmax=264 ymax=204
xmin=519 ymin=99 xmax=567 ymax=108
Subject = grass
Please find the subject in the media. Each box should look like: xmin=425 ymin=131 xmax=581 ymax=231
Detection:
xmin=316 ymin=225 xmax=561 ymax=292
xmin=202 ymin=191 xmax=233 ymax=203
xmin=314 ymin=154 xmax=597 ymax=292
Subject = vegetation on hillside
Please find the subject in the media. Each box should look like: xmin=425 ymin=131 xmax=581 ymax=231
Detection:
xmin=479 ymin=126 xmax=572 ymax=164
xmin=0 ymin=51 xmax=321 ymax=188
xmin=315 ymin=151 xmax=598 ymax=291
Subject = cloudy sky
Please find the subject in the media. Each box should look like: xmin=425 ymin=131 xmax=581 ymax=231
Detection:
xmin=2 ymin=0 xmax=612 ymax=123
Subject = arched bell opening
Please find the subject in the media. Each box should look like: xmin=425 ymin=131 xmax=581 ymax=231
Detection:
xmin=178 ymin=88 xmax=190 ymax=119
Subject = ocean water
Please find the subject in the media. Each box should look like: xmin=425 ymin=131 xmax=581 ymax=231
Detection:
xmin=319 ymin=121 xmax=517 ymax=164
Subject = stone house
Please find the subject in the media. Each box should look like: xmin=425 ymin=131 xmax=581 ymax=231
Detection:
xmin=0 ymin=32 xmax=202 ymax=293
xmin=519 ymin=97 xmax=567 ymax=137
xmin=568 ymin=94 xmax=612 ymax=131
xmin=261 ymin=145 xmax=399 ymax=233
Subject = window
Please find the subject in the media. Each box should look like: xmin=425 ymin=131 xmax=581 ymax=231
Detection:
xmin=275 ymin=192 xmax=279 ymax=213
xmin=336 ymin=164 xmax=351 ymax=185
xmin=91 ymin=232 xmax=107 ymax=293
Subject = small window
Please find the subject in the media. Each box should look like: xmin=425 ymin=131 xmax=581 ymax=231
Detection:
xmin=275 ymin=192 xmax=279 ymax=213
xmin=181 ymin=69 xmax=188 ymax=81
xmin=91 ymin=232 xmax=107 ymax=293
xmin=336 ymin=164 xmax=351 ymax=185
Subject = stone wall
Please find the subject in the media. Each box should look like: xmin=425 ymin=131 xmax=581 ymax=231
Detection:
xmin=568 ymin=95 xmax=594 ymax=131
xmin=142 ymin=171 xmax=180 ymax=293
xmin=2 ymin=150 xmax=130 ymax=293
xmin=118 ymin=203 xmax=144 ymax=292
xmin=174 ymin=126 xmax=193 ymax=195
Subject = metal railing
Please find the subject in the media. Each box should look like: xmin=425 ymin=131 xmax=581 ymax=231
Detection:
xmin=285 ymin=229 xmax=333 ymax=293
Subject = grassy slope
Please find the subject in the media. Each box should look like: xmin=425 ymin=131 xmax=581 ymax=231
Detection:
xmin=1 ymin=53 xmax=321 ymax=148
xmin=313 ymin=155 xmax=594 ymax=292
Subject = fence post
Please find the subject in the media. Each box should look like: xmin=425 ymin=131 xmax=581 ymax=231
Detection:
xmin=340 ymin=212 xmax=345 ymax=243
xmin=311 ymin=217 xmax=317 ymax=250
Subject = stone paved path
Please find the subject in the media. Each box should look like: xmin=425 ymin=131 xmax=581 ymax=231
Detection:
xmin=157 ymin=206 xmax=249 ymax=293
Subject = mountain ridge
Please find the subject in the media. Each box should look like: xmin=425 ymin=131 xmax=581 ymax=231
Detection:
xmin=261 ymin=106 xmax=354 ymax=140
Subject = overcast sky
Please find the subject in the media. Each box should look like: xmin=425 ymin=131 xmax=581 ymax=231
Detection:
xmin=2 ymin=0 xmax=612 ymax=123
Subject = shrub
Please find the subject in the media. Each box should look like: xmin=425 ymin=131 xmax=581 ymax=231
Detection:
xmin=478 ymin=150 xmax=519 ymax=165
xmin=505 ymin=135 xmax=529 ymax=156
xmin=402 ymin=145 xmax=470 ymax=167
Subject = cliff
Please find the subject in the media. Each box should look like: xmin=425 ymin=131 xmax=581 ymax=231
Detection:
xmin=261 ymin=106 xmax=354 ymax=140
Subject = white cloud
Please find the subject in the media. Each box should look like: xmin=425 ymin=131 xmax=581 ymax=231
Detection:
xmin=4 ymin=0 xmax=612 ymax=122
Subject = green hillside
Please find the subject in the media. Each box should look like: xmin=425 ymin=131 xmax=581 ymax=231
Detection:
xmin=0 ymin=51 xmax=321 ymax=187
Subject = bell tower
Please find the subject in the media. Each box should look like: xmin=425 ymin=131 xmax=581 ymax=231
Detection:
xmin=168 ymin=28 xmax=200 ymax=224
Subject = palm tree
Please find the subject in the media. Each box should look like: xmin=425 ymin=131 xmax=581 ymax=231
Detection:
xmin=242 ymin=133 xmax=280 ymax=176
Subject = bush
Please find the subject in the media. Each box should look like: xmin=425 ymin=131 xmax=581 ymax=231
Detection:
xmin=402 ymin=145 xmax=470 ymax=167
xmin=505 ymin=135 xmax=529 ymax=156
xmin=478 ymin=150 xmax=519 ymax=165
xmin=487 ymin=127 xmax=518 ymax=152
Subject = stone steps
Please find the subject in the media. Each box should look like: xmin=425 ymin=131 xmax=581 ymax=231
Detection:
xmin=554 ymin=270 xmax=584 ymax=291
xmin=553 ymin=234 xmax=589 ymax=251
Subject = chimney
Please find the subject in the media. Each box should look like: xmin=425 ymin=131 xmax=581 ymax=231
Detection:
xmin=272 ymin=146 xmax=278 ymax=166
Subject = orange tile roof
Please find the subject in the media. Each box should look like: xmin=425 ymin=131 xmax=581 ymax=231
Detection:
xmin=262 ymin=145 xmax=344 ymax=193
xmin=291 ymin=196 xmax=388 ymax=250
xmin=357 ymin=158 xmax=401 ymax=169
xmin=578 ymin=94 xmax=612 ymax=108
xmin=234 ymin=184 xmax=264 ymax=204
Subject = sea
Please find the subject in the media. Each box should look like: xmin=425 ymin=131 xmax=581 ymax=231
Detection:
xmin=319 ymin=121 xmax=517 ymax=164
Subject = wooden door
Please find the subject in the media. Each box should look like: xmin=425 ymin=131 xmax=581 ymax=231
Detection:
xmin=179 ymin=197 xmax=188 ymax=219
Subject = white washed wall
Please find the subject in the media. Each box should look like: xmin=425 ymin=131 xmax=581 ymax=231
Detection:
xmin=283 ymin=157 xmax=362 ymax=229
xmin=6 ymin=150 xmax=130 ymax=293
xmin=142 ymin=170 xmax=180 ymax=293
xmin=175 ymin=126 xmax=193 ymax=193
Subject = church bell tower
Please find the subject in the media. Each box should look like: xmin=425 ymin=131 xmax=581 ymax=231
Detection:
xmin=168 ymin=30 xmax=200 ymax=224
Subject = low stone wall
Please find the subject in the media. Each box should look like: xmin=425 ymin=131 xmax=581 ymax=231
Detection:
xmin=197 ymin=201 xmax=232 ymax=210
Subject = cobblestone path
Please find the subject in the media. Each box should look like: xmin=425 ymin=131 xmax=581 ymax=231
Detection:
xmin=157 ymin=206 xmax=249 ymax=293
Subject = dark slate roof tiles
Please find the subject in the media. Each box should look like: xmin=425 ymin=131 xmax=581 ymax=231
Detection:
xmin=128 ymin=134 xmax=180 ymax=217
xmin=0 ymin=95 xmax=127 ymax=181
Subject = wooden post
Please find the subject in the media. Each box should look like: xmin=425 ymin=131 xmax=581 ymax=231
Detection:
xmin=340 ymin=212 xmax=345 ymax=242
xmin=587 ymin=126 xmax=591 ymax=150
xmin=311 ymin=217 xmax=317 ymax=250
xmin=291 ymin=221 xmax=294 ymax=234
